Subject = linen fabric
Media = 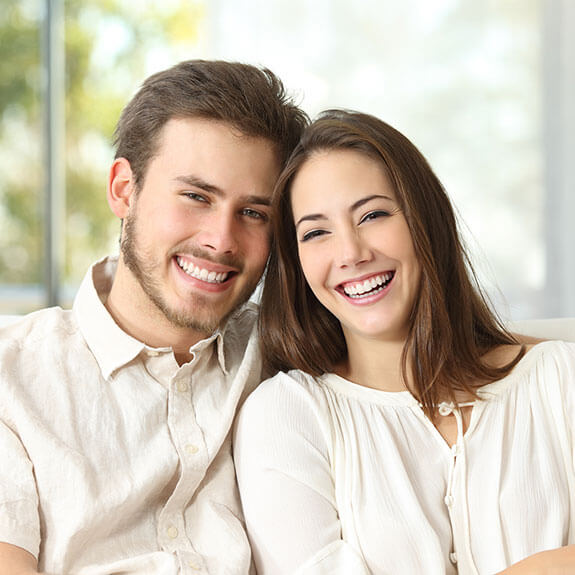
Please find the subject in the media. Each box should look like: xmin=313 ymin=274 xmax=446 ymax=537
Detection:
xmin=234 ymin=341 xmax=575 ymax=574
xmin=0 ymin=256 xmax=262 ymax=575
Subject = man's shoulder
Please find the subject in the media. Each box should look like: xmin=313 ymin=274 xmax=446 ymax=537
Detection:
xmin=0 ymin=306 xmax=78 ymax=356
xmin=227 ymin=300 xmax=259 ymax=333
xmin=222 ymin=301 xmax=259 ymax=350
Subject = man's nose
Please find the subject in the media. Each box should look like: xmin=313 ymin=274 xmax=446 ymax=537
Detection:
xmin=198 ymin=210 xmax=238 ymax=254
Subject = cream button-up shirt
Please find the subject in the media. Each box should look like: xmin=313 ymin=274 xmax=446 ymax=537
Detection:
xmin=0 ymin=257 xmax=262 ymax=575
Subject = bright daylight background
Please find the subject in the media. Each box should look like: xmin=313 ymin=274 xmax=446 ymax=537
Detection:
xmin=0 ymin=0 xmax=574 ymax=320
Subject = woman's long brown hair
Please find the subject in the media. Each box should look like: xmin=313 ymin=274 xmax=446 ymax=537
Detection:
xmin=260 ymin=109 xmax=524 ymax=417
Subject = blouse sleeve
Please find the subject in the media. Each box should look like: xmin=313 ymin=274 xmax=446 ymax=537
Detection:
xmin=233 ymin=372 xmax=370 ymax=574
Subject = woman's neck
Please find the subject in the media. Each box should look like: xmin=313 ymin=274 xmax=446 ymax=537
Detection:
xmin=337 ymin=336 xmax=409 ymax=393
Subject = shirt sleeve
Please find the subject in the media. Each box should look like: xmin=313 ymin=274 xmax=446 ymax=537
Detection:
xmin=233 ymin=372 xmax=370 ymax=574
xmin=0 ymin=418 xmax=41 ymax=557
xmin=557 ymin=343 xmax=575 ymax=470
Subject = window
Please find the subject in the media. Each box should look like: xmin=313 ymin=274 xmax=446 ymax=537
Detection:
xmin=0 ymin=0 xmax=205 ymax=313
xmin=1 ymin=0 xmax=573 ymax=319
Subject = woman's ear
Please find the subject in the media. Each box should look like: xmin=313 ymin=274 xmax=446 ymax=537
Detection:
xmin=107 ymin=158 xmax=136 ymax=219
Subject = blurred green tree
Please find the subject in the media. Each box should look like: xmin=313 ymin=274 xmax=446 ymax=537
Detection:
xmin=0 ymin=0 xmax=204 ymax=311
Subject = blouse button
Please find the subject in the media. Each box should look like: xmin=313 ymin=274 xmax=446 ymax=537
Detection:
xmin=167 ymin=525 xmax=179 ymax=539
xmin=450 ymin=552 xmax=458 ymax=564
xmin=438 ymin=402 xmax=454 ymax=416
xmin=444 ymin=495 xmax=454 ymax=507
xmin=176 ymin=380 xmax=189 ymax=393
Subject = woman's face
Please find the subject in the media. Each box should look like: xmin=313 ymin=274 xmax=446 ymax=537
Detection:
xmin=290 ymin=149 xmax=421 ymax=345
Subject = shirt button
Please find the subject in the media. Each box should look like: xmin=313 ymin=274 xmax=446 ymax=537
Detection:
xmin=444 ymin=495 xmax=454 ymax=507
xmin=176 ymin=381 xmax=189 ymax=393
xmin=147 ymin=349 xmax=160 ymax=357
xmin=450 ymin=552 xmax=458 ymax=564
xmin=185 ymin=444 xmax=199 ymax=455
xmin=188 ymin=561 xmax=201 ymax=570
xmin=167 ymin=526 xmax=179 ymax=539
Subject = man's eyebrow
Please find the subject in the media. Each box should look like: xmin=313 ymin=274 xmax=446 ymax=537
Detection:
xmin=174 ymin=175 xmax=222 ymax=194
xmin=295 ymin=194 xmax=394 ymax=230
xmin=174 ymin=175 xmax=271 ymax=206
xmin=245 ymin=195 xmax=272 ymax=207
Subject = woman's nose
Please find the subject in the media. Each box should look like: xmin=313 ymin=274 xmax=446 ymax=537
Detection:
xmin=335 ymin=229 xmax=371 ymax=268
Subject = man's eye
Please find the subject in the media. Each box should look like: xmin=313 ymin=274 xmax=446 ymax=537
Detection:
xmin=242 ymin=208 xmax=268 ymax=221
xmin=184 ymin=192 xmax=208 ymax=202
xmin=301 ymin=229 xmax=327 ymax=242
xmin=360 ymin=210 xmax=390 ymax=224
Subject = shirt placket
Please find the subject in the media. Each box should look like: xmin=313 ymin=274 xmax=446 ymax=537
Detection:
xmin=157 ymin=353 xmax=211 ymax=574
xmin=438 ymin=401 xmax=479 ymax=575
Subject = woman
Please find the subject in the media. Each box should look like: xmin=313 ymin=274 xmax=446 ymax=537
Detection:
xmin=234 ymin=110 xmax=575 ymax=574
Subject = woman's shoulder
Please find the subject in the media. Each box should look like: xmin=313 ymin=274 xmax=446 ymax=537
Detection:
xmin=479 ymin=340 xmax=575 ymax=397
xmin=254 ymin=368 xmax=324 ymax=398
xmin=484 ymin=340 xmax=575 ymax=368
xmin=526 ymin=339 xmax=575 ymax=375
xmin=239 ymin=369 xmax=328 ymax=423
xmin=235 ymin=369 xmax=333 ymax=457
xmin=515 ymin=339 xmax=575 ymax=369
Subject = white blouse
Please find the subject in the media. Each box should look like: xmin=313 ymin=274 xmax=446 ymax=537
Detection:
xmin=234 ymin=341 xmax=575 ymax=574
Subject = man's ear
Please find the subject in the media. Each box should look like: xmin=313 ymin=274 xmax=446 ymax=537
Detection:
xmin=107 ymin=158 xmax=137 ymax=219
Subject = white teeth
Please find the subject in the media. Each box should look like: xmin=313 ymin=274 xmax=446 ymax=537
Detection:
xmin=176 ymin=257 xmax=229 ymax=284
xmin=342 ymin=273 xmax=393 ymax=298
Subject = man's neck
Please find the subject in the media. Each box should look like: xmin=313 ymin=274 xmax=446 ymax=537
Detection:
xmin=105 ymin=261 xmax=209 ymax=365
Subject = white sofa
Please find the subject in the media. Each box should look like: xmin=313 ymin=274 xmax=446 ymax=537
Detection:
xmin=1 ymin=314 xmax=575 ymax=341
xmin=510 ymin=318 xmax=575 ymax=343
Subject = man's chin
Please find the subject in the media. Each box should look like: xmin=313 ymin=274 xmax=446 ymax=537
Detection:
xmin=151 ymin=281 xmax=255 ymax=334
xmin=161 ymin=310 xmax=219 ymax=334
xmin=158 ymin=299 xmax=232 ymax=335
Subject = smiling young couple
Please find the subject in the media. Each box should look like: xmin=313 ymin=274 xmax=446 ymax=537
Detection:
xmin=0 ymin=60 xmax=573 ymax=575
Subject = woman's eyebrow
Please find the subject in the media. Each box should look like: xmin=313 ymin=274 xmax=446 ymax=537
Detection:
xmin=350 ymin=194 xmax=394 ymax=211
xmin=295 ymin=194 xmax=394 ymax=230
xmin=295 ymin=213 xmax=326 ymax=230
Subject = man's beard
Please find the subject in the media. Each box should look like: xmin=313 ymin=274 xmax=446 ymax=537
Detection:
xmin=120 ymin=212 xmax=260 ymax=335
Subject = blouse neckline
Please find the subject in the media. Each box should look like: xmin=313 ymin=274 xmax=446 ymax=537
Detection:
xmin=319 ymin=341 xmax=564 ymax=406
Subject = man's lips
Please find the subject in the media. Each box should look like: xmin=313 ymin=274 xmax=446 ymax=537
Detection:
xmin=175 ymin=255 xmax=236 ymax=284
xmin=337 ymin=271 xmax=395 ymax=298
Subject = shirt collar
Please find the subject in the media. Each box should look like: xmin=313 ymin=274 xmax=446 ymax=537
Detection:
xmin=73 ymin=256 xmax=246 ymax=379
xmin=73 ymin=256 xmax=146 ymax=379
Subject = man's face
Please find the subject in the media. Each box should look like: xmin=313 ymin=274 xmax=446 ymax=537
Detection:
xmin=119 ymin=117 xmax=280 ymax=337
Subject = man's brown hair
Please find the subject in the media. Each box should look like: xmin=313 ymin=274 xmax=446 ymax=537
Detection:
xmin=113 ymin=59 xmax=308 ymax=187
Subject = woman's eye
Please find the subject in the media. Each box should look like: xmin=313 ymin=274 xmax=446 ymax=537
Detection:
xmin=301 ymin=229 xmax=327 ymax=242
xmin=360 ymin=210 xmax=390 ymax=224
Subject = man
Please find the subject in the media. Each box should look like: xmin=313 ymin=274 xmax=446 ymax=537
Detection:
xmin=0 ymin=60 xmax=307 ymax=575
